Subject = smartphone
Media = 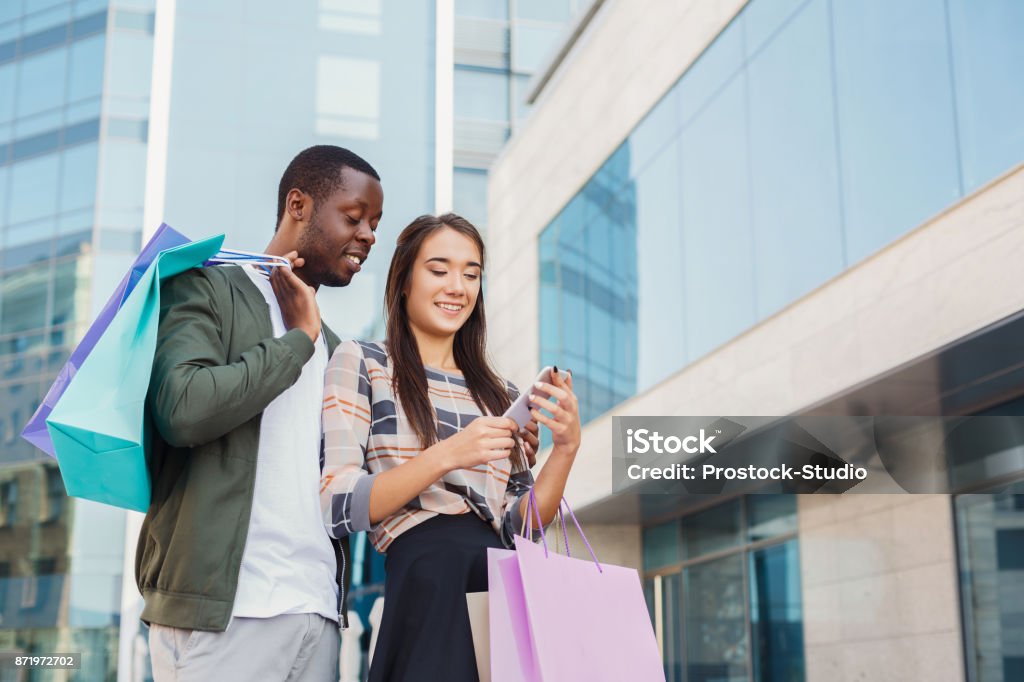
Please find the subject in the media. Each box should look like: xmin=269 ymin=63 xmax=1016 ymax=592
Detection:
xmin=503 ymin=366 xmax=570 ymax=429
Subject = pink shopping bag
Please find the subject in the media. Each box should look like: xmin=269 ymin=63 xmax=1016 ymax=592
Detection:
xmin=488 ymin=493 xmax=664 ymax=682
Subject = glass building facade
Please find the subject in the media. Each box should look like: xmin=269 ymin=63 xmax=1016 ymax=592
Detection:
xmin=452 ymin=0 xmax=589 ymax=230
xmin=643 ymin=496 xmax=804 ymax=682
xmin=538 ymin=0 xmax=1024 ymax=423
xmin=0 ymin=0 xmax=155 ymax=679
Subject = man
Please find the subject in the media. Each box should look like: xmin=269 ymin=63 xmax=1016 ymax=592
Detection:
xmin=138 ymin=145 xmax=384 ymax=681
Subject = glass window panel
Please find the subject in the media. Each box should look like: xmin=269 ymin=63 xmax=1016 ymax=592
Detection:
xmin=512 ymin=23 xmax=561 ymax=73
xmin=0 ymin=5 xmax=21 ymax=24
xmin=59 ymin=142 xmax=97 ymax=211
xmin=661 ymin=572 xmax=685 ymax=682
xmin=452 ymin=167 xmax=489 ymax=230
xmin=67 ymin=33 xmax=105 ymax=102
xmin=9 ymin=154 xmax=59 ymax=224
xmin=73 ymin=1 xmax=107 ymax=19
xmin=22 ymin=3 xmax=71 ymax=34
xmin=97 ymin=140 xmax=145 ymax=210
xmin=948 ymin=0 xmax=1024 ymax=193
xmin=0 ymin=62 xmax=16 ymax=123
xmin=682 ymin=499 xmax=742 ymax=559
xmin=684 ymin=554 xmax=748 ymax=681
xmin=628 ymin=85 xmax=682 ymax=178
xmin=832 ymin=0 xmax=961 ymax=264
xmin=633 ymin=139 xmax=685 ymax=392
xmin=64 ymin=96 xmax=101 ymax=125
xmin=955 ymin=481 xmax=1024 ymax=682
xmin=25 ymin=0 xmax=69 ymax=13
xmin=679 ymin=73 xmax=756 ymax=362
xmin=743 ymin=0 xmax=808 ymax=57
xmin=0 ymin=39 xmax=14 ymax=62
xmin=514 ymin=0 xmax=571 ymax=23
xmin=21 ymin=23 xmax=68 ymax=55
xmin=113 ymin=9 xmax=154 ymax=32
xmin=678 ymin=13 xmax=744 ymax=127
xmin=454 ymin=67 xmax=509 ymax=122
xmin=746 ymin=495 xmax=797 ymax=543
xmin=63 ymin=116 xmax=99 ymax=145
xmin=51 ymin=256 xmax=89 ymax=325
xmin=0 ymin=165 xmax=8 ymax=222
xmin=749 ymin=540 xmax=804 ymax=682
xmin=106 ymin=31 xmax=152 ymax=97
xmin=12 ymin=128 xmax=59 ymax=160
xmin=455 ymin=0 xmax=507 ymax=21
xmin=14 ymin=108 xmax=62 ymax=137
xmin=15 ymin=47 xmax=68 ymax=118
xmin=511 ymin=72 xmax=532 ymax=127
xmin=70 ymin=8 xmax=106 ymax=36
xmin=54 ymin=228 xmax=91 ymax=257
xmin=747 ymin=0 xmax=844 ymax=319
xmin=643 ymin=519 xmax=682 ymax=570
xmin=2 ymin=237 xmax=52 ymax=270
xmin=0 ymin=266 xmax=50 ymax=334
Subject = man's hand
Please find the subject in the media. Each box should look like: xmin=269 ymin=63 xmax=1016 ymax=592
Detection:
xmin=270 ymin=251 xmax=320 ymax=342
xmin=519 ymin=419 xmax=539 ymax=468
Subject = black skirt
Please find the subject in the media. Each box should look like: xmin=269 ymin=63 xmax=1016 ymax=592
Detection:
xmin=369 ymin=512 xmax=504 ymax=682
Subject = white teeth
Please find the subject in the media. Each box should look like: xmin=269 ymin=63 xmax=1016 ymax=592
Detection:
xmin=345 ymin=254 xmax=361 ymax=265
xmin=436 ymin=303 xmax=463 ymax=312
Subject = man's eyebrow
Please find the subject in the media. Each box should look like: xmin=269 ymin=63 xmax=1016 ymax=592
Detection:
xmin=425 ymin=257 xmax=481 ymax=268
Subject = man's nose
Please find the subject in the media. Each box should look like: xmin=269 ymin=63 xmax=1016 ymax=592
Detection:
xmin=356 ymin=221 xmax=376 ymax=246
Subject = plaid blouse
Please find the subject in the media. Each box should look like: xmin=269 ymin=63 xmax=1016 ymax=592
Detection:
xmin=320 ymin=340 xmax=534 ymax=552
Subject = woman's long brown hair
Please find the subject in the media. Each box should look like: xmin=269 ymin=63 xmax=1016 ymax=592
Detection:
xmin=384 ymin=213 xmax=526 ymax=471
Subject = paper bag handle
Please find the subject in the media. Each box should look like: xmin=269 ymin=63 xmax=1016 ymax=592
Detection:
xmin=523 ymin=488 xmax=603 ymax=573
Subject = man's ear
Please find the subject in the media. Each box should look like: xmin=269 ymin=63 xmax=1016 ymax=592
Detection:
xmin=286 ymin=189 xmax=312 ymax=223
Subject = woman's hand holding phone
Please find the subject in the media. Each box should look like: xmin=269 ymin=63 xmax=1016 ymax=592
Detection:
xmin=432 ymin=416 xmax=519 ymax=471
xmin=529 ymin=369 xmax=581 ymax=457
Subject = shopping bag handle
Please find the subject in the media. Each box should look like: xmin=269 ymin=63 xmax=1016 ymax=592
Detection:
xmin=523 ymin=489 xmax=603 ymax=573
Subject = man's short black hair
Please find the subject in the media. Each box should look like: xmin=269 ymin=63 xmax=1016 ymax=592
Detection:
xmin=276 ymin=145 xmax=380 ymax=230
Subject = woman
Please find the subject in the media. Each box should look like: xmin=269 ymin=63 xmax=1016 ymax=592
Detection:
xmin=320 ymin=213 xmax=581 ymax=681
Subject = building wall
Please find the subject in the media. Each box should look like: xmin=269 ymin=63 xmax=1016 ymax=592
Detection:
xmin=800 ymin=494 xmax=963 ymax=682
xmin=487 ymin=0 xmax=1024 ymax=678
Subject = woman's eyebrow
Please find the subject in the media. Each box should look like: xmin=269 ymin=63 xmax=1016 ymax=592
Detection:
xmin=424 ymin=257 xmax=481 ymax=268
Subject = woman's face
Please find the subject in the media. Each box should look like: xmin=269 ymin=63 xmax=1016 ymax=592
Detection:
xmin=404 ymin=226 xmax=482 ymax=342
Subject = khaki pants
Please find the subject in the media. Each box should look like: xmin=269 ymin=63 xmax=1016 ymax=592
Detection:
xmin=149 ymin=613 xmax=340 ymax=682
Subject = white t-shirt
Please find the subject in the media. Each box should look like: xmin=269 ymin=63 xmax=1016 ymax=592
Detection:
xmin=231 ymin=266 xmax=339 ymax=623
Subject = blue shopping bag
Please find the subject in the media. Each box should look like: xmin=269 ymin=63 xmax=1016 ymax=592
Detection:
xmin=45 ymin=234 xmax=225 ymax=512
xmin=21 ymin=224 xmax=191 ymax=457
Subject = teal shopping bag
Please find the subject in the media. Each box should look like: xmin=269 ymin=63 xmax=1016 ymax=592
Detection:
xmin=45 ymin=235 xmax=225 ymax=512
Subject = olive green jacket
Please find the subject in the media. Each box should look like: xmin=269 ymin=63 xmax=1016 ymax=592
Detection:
xmin=136 ymin=264 xmax=349 ymax=631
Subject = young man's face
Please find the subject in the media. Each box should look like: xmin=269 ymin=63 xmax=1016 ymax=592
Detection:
xmin=297 ymin=167 xmax=384 ymax=287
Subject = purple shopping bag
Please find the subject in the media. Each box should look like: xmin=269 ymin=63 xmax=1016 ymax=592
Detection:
xmin=488 ymin=494 xmax=664 ymax=682
xmin=21 ymin=224 xmax=190 ymax=457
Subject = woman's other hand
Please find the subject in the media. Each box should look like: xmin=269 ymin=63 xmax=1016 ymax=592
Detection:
xmin=529 ymin=368 xmax=581 ymax=457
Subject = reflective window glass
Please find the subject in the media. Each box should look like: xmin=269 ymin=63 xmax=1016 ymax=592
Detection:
xmin=681 ymin=499 xmax=742 ymax=559
xmin=956 ymin=480 xmax=1024 ymax=682
xmin=660 ymin=573 xmax=685 ymax=682
xmin=67 ymin=34 xmax=105 ymax=103
xmin=0 ymin=62 xmax=16 ymax=123
xmin=106 ymin=31 xmax=152 ymax=97
xmin=59 ymin=142 xmax=97 ymax=211
xmin=514 ymin=0 xmax=571 ymax=23
xmin=832 ymin=0 xmax=961 ymax=264
xmin=452 ymin=167 xmax=489 ymax=230
xmin=746 ymin=495 xmax=797 ymax=542
xmin=749 ymin=540 xmax=804 ymax=682
xmin=455 ymin=0 xmax=507 ymax=21
xmin=51 ymin=256 xmax=88 ymax=325
xmin=15 ymin=47 xmax=68 ymax=118
xmin=0 ymin=266 xmax=50 ymax=334
xmin=746 ymin=0 xmax=844 ymax=318
xmin=948 ymin=0 xmax=1024 ymax=192
xmin=97 ymin=140 xmax=145 ymax=210
xmin=632 ymin=139 xmax=685 ymax=392
xmin=8 ymin=154 xmax=59 ymax=224
xmin=643 ymin=519 xmax=682 ymax=570
xmin=679 ymin=73 xmax=755 ymax=362
xmin=684 ymin=554 xmax=749 ymax=681
xmin=454 ymin=67 xmax=509 ymax=122
xmin=511 ymin=23 xmax=561 ymax=73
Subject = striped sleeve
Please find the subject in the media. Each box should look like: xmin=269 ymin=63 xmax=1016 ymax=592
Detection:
xmin=321 ymin=340 xmax=378 ymax=539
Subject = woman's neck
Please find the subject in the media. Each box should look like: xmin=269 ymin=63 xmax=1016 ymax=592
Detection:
xmin=410 ymin=325 xmax=458 ymax=371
